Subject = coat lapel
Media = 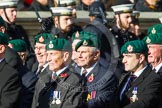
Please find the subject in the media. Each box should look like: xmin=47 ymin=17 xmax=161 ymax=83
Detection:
xmin=127 ymin=66 xmax=152 ymax=94
xmin=0 ymin=59 xmax=6 ymax=72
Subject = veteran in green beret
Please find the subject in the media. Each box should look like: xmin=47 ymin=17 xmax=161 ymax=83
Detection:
xmin=0 ymin=32 xmax=21 ymax=108
xmin=110 ymin=40 xmax=162 ymax=108
xmin=71 ymin=31 xmax=100 ymax=64
xmin=75 ymin=37 xmax=117 ymax=108
xmin=144 ymin=33 xmax=162 ymax=76
xmin=32 ymin=38 xmax=86 ymax=108
xmin=32 ymin=33 xmax=54 ymax=76
xmin=144 ymin=33 xmax=162 ymax=108
xmin=8 ymin=39 xmax=27 ymax=64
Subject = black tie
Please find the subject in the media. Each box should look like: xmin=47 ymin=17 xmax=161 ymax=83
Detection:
xmin=52 ymin=72 xmax=57 ymax=81
xmin=120 ymin=74 xmax=137 ymax=101
xmin=82 ymin=69 xmax=87 ymax=77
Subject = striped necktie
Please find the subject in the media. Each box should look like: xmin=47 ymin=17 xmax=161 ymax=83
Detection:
xmin=120 ymin=74 xmax=137 ymax=101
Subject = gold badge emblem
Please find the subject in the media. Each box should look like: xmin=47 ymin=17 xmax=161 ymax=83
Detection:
xmin=146 ymin=37 xmax=151 ymax=43
xmin=49 ymin=41 xmax=54 ymax=48
xmin=127 ymin=45 xmax=133 ymax=53
xmin=151 ymin=28 xmax=156 ymax=34
xmin=83 ymin=40 xmax=88 ymax=45
xmin=39 ymin=36 xmax=44 ymax=43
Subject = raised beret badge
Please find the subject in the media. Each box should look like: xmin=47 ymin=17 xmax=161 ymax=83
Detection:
xmin=146 ymin=37 xmax=151 ymax=44
xmin=83 ymin=40 xmax=88 ymax=46
xmin=75 ymin=31 xmax=79 ymax=38
xmin=127 ymin=45 xmax=133 ymax=53
xmin=49 ymin=41 xmax=54 ymax=48
xmin=8 ymin=43 xmax=13 ymax=48
xmin=39 ymin=36 xmax=44 ymax=43
xmin=151 ymin=28 xmax=156 ymax=34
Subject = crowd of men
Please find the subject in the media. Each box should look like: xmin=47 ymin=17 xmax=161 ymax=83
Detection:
xmin=0 ymin=0 xmax=162 ymax=108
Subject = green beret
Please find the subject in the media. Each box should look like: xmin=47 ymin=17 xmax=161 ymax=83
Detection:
xmin=46 ymin=38 xmax=72 ymax=51
xmin=144 ymin=33 xmax=162 ymax=44
xmin=72 ymin=31 xmax=100 ymax=49
xmin=0 ymin=17 xmax=5 ymax=26
xmin=9 ymin=39 xmax=27 ymax=52
xmin=147 ymin=24 xmax=162 ymax=35
xmin=121 ymin=40 xmax=148 ymax=54
xmin=34 ymin=33 xmax=54 ymax=44
xmin=0 ymin=32 xmax=9 ymax=45
xmin=75 ymin=37 xmax=97 ymax=51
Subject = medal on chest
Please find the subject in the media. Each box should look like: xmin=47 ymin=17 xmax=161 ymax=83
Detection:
xmin=130 ymin=87 xmax=138 ymax=102
xmin=50 ymin=91 xmax=61 ymax=105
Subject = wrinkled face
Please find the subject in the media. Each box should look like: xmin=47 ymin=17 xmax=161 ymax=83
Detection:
xmin=77 ymin=46 xmax=99 ymax=68
xmin=122 ymin=53 xmax=140 ymax=72
xmin=116 ymin=13 xmax=132 ymax=30
xmin=147 ymin=44 xmax=162 ymax=67
xmin=59 ymin=16 xmax=73 ymax=32
xmin=1 ymin=8 xmax=17 ymax=24
xmin=47 ymin=50 xmax=65 ymax=71
xmin=34 ymin=43 xmax=47 ymax=66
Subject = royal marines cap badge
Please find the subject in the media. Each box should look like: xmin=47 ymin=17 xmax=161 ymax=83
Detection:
xmin=8 ymin=43 xmax=13 ymax=48
xmin=75 ymin=31 xmax=79 ymax=38
xmin=83 ymin=40 xmax=88 ymax=46
xmin=151 ymin=28 xmax=156 ymax=34
xmin=49 ymin=41 xmax=54 ymax=48
xmin=38 ymin=36 xmax=44 ymax=43
xmin=146 ymin=37 xmax=151 ymax=44
xmin=127 ymin=45 xmax=133 ymax=53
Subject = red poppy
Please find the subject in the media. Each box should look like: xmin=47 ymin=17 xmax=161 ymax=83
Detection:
xmin=60 ymin=73 xmax=68 ymax=78
xmin=88 ymin=74 xmax=94 ymax=83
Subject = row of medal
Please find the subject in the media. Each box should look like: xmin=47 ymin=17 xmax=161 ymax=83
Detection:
xmin=50 ymin=91 xmax=61 ymax=105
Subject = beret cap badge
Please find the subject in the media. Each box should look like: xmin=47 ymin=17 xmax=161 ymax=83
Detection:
xmin=39 ymin=36 xmax=44 ymax=43
xmin=151 ymin=28 xmax=156 ymax=34
xmin=127 ymin=45 xmax=133 ymax=53
xmin=49 ymin=41 xmax=54 ymax=48
xmin=83 ymin=40 xmax=88 ymax=45
xmin=146 ymin=37 xmax=151 ymax=44
xmin=75 ymin=31 xmax=79 ymax=38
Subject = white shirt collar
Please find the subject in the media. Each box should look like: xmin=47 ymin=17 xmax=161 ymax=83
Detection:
xmin=53 ymin=65 xmax=69 ymax=76
xmin=0 ymin=58 xmax=4 ymax=63
xmin=155 ymin=62 xmax=162 ymax=73
xmin=41 ymin=62 xmax=49 ymax=72
xmin=81 ymin=61 xmax=98 ymax=77
xmin=133 ymin=65 xmax=147 ymax=77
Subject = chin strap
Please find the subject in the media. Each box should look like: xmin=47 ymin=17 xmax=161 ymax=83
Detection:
xmin=3 ymin=8 xmax=12 ymax=24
